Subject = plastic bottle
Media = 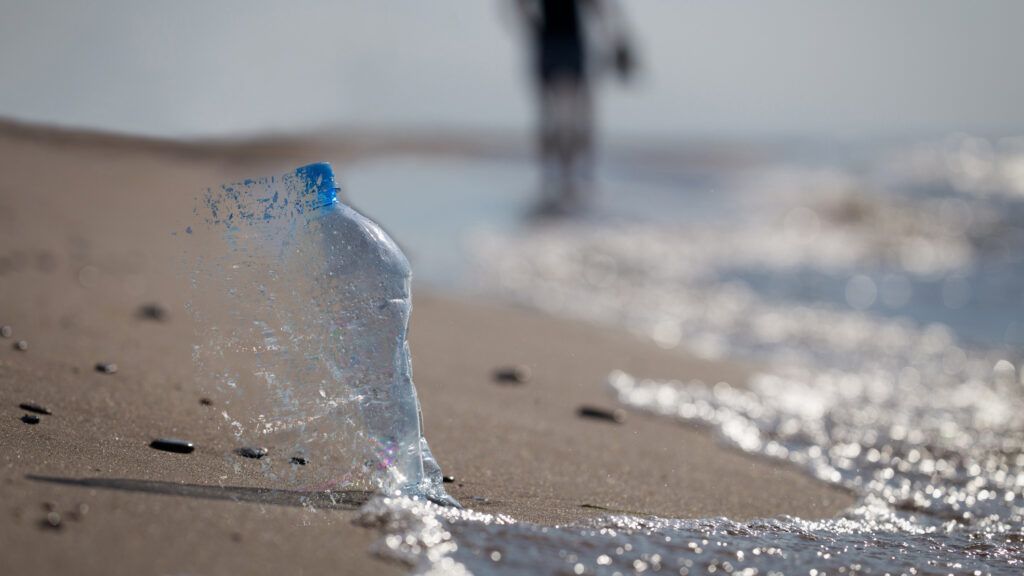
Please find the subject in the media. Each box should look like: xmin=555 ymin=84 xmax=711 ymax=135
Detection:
xmin=193 ymin=162 xmax=458 ymax=507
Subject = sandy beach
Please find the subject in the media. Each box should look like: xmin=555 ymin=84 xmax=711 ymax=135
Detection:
xmin=0 ymin=120 xmax=854 ymax=575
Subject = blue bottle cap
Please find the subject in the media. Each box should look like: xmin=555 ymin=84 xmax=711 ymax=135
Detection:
xmin=294 ymin=162 xmax=338 ymax=209
xmin=198 ymin=162 xmax=340 ymax=229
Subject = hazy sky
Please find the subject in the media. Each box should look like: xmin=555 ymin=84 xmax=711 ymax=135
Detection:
xmin=1 ymin=0 xmax=1021 ymax=139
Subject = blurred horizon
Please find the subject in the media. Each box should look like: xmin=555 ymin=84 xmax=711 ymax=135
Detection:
xmin=1 ymin=0 xmax=1023 ymax=141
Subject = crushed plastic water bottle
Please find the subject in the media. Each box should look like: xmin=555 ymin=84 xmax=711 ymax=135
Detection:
xmin=186 ymin=162 xmax=458 ymax=507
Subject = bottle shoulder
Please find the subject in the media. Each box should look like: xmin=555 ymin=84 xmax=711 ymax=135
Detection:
xmin=320 ymin=203 xmax=411 ymax=278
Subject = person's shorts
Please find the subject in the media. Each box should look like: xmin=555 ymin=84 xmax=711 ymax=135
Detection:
xmin=538 ymin=36 xmax=586 ymax=84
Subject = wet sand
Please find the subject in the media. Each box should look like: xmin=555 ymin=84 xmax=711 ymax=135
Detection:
xmin=0 ymin=120 xmax=854 ymax=575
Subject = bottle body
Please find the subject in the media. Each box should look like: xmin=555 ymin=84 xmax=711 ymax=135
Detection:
xmin=315 ymin=200 xmax=450 ymax=502
xmin=190 ymin=162 xmax=455 ymax=506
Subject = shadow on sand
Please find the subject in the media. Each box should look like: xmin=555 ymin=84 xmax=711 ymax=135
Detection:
xmin=27 ymin=474 xmax=374 ymax=510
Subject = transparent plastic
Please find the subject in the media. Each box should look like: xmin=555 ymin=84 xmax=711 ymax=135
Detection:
xmin=187 ymin=162 xmax=457 ymax=507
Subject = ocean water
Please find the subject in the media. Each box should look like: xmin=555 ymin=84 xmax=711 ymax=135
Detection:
xmin=347 ymin=134 xmax=1024 ymax=575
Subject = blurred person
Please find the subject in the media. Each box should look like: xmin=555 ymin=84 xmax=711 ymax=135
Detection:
xmin=515 ymin=0 xmax=636 ymax=215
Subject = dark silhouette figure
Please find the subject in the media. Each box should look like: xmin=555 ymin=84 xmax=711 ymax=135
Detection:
xmin=516 ymin=0 xmax=635 ymax=214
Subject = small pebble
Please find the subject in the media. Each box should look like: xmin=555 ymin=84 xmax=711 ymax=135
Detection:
xmin=235 ymin=446 xmax=268 ymax=459
xmin=149 ymin=438 xmax=195 ymax=454
xmin=19 ymin=402 xmax=52 ymax=415
xmin=13 ymin=340 xmax=28 ymax=351
xmin=577 ymin=406 xmax=626 ymax=424
xmin=67 ymin=503 xmax=89 ymax=521
xmin=21 ymin=414 xmax=40 ymax=425
xmin=138 ymin=303 xmax=168 ymax=321
xmin=289 ymin=456 xmax=308 ymax=466
xmin=493 ymin=365 xmax=532 ymax=384
xmin=199 ymin=397 xmax=213 ymax=406
xmin=0 ymin=325 xmax=11 ymax=338
xmin=442 ymin=475 xmax=455 ymax=484
xmin=42 ymin=511 xmax=62 ymax=530
xmin=95 ymin=362 xmax=118 ymax=374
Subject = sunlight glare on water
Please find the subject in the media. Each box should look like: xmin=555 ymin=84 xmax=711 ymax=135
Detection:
xmin=355 ymin=137 xmax=1024 ymax=575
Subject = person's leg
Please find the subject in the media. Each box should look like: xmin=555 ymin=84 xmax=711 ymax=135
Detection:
xmin=548 ymin=76 xmax=592 ymax=211
xmin=536 ymin=79 xmax=561 ymax=204
xmin=534 ymin=39 xmax=589 ymax=214
xmin=577 ymin=79 xmax=595 ymax=190
xmin=567 ymin=77 xmax=594 ymax=207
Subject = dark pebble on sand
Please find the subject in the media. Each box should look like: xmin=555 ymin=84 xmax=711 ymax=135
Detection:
xmin=19 ymin=402 xmax=52 ymax=415
xmin=149 ymin=438 xmax=195 ymax=454
xmin=95 ymin=362 xmax=118 ymax=374
xmin=577 ymin=406 xmax=626 ymax=424
xmin=138 ymin=303 xmax=168 ymax=321
xmin=21 ymin=414 xmax=40 ymax=425
xmin=199 ymin=397 xmax=213 ymax=406
xmin=236 ymin=446 xmax=268 ymax=459
xmin=13 ymin=340 xmax=28 ymax=351
xmin=493 ymin=365 xmax=531 ymax=384
xmin=0 ymin=325 xmax=11 ymax=338
xmin=442 ymin=475 xmax=455 ymax=484
xmin=290 ymin=456 xmax=308 ymax=466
